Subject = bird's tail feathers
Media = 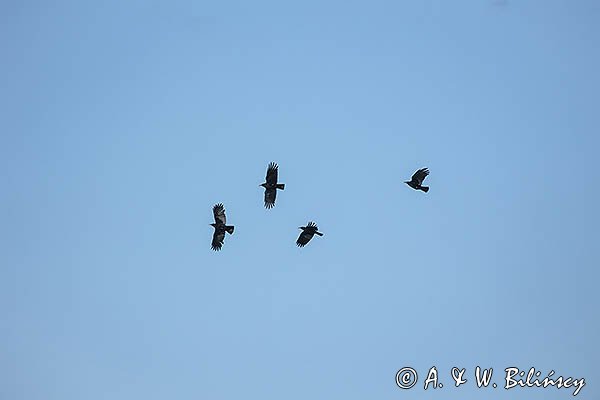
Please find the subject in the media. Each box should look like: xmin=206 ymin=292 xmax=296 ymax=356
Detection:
xmin=226 ymin=226 xmax=234 ymax=234
xmin=276 ymin=183 xmax=285 ymax=190
xmin=420 ymin=186 xmax=429 ymax=193
xmin=315 ymin=231 xmax=323 ymax=236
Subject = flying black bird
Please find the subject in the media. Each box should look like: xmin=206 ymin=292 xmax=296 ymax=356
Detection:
xmin=259 ymin=162 xmax=285 ymax=209
xmin=296 ymin=221 xmax=323 ymax=247
xmin=210 ymin=203 xmax=234 ymax=251
xmin=405 ymin=168 xmax=430 ymax=192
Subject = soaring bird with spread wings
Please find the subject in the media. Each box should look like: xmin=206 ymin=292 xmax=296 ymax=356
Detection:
xmin=210 ymin=203 xmax=234 ymax=251
xmin=296 ymin=221 xmax=323 ymax=248
xmin=260 ymin=162 xmax=285 ymax=209
xmin=405 ymin=168 xmax=430 ymax=192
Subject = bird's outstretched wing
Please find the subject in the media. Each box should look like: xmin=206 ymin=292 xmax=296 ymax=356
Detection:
xmin=296 ymin=230 xmax=313 ymax=247
xmin=264 ymin=188 xmax=276 ymax=209
xmin=211 ymin=229 xmax=225 ymax=251
xmin=265 ymin=162 xmax=278 ymax=185
xmin=307 ymin=221 xmax=318 ymax=231
xmin=213 ymin=203 xmax=227 ymax=225
xmin=411 ymin=168 xmax=429 ymax=184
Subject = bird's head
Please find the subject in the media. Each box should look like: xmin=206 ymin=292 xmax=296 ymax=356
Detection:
xmin=259 ymin=183 xmax=267 ymax=188
xmin=210 ymin=223 xmax=217 ymax=227
xmin=298 ymin=226 xmax=305 ymax=230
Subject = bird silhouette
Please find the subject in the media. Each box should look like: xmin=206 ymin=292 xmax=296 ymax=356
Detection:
xmin=259 ymin=162 xmax=285 ymax=209
xmin=296 ymin=221 xmax=323 ymax=247
xmin=210 ymin=203 xmax=234 ymax=251
xmin=405 ymin=168 xmax=430 ymax=192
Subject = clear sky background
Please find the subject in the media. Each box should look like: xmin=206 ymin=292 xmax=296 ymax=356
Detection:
xmin=1 ymin=1 xmax=599 ymax=399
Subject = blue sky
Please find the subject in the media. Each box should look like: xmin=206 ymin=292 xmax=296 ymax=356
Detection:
xmin=1 ymin=1 xmax=599 ymax=399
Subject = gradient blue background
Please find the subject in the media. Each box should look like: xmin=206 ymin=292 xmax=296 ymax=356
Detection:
xmin=1 ymin=1 xmax=598 ymax=399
